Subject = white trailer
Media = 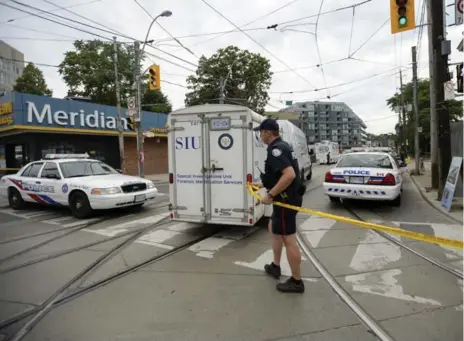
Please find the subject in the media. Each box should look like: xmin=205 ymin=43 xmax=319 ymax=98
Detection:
xmin=315 ymin=140 xmax=340 ymax=164
xmin=167 ymin=104 xmax=273 ymax=227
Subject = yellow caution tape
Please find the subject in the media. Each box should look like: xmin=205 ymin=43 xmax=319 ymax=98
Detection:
xmin=246 ymin=183 xmax=463 ymax=250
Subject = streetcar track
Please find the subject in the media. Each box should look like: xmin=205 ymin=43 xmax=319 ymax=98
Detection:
xmin=296 ymin=232 xmax=396 ymax=341
xmin=0 ymin=222 xmax=222 ymax=339
xmin=343 ymin=204 xmax=464 ymax=279
xmin=0 ymin=203 xmax=171 ymax=274
xmin=0 ymin=203 xmax=170 ymax=266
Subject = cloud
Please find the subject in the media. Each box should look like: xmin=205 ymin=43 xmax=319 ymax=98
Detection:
xmin=0 ymin=0 xmax=462 ymax=136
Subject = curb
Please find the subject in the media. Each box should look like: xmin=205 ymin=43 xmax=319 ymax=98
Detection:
xmin=407 ymin=170 xmax=463 ymax=225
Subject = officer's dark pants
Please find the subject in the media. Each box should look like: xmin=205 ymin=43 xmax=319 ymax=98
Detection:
xmin=270 ymin=195 xmax=303 ymax=236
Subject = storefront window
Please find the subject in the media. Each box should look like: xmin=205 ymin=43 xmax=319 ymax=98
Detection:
xmin=0 ymin=145 xmax=5 ymax=169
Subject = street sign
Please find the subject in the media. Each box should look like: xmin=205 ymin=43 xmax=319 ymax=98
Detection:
xmin=444 ymin=81 xmax=455 ymax=100
xmin=456 ymin=0 xmax=463 ymax=26
xmin=127 ymin=96 xmax=136 ymax=109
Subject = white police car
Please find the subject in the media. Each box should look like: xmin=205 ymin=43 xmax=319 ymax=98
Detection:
xmin=0 ymin=154 xmax=159 ymax=219
xmin=323 ymin=152 xmax=406 ymax=206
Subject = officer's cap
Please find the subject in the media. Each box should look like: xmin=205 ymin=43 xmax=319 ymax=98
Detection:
xmin=253 ymin=118 xmax=279 ymax=131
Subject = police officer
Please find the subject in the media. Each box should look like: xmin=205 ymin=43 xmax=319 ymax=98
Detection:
xmin=250 ymin=118 xmax=305 ymax=293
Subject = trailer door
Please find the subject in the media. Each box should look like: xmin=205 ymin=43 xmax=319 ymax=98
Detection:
xmin=204 ymin=114 xmax=249 ymax=223
xmin=169 ymin=117 xmax=205 ymax=220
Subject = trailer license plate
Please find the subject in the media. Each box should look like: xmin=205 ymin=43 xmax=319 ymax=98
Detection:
xmin=134 ymin=194 xmax=146 ymax=203
xmin=350 ymin=176 xmax=364 ymax=184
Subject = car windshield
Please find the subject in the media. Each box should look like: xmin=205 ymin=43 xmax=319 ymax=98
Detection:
xmin=59 ymin=161 xmax=119 ymax=178
xmin=337 ymin=154 xmax=393 ymax=169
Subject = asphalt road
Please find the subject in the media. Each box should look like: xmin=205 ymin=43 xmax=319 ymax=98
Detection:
xmin=0 ymin=165 xmax=462 ymax=341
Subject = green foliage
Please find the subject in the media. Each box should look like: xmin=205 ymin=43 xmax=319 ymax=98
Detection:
xmin=386 ymin=78 xmax=463 ymax=154
xmin=13 ymin=63 xmax=52 ymax=96
xmin=185 ymin=45 xmax=273 ymax=114
xmin=59 ymin=40 xmax=171 ymax=112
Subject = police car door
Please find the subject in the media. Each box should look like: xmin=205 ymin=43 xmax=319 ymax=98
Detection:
xmin=205 ymin=114 xmax=248 ymax=223
xmin=38 ymin=162 xmax=65 ymax=205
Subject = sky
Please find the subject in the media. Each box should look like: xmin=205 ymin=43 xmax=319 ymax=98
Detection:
xmin=0 ymin=0 xmax=463 ymax=135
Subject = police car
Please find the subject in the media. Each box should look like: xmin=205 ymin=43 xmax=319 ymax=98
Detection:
xmin=323 ymin=151 xmax=406 ymax=206
xmin=0 ymin=154 xmax=159 ymax=219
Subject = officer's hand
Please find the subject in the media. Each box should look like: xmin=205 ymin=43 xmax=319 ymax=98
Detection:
xmin=249 ymin=182 xmax=263 ymax=190
xmin=262 ymin=194 xmax=273 ymax=205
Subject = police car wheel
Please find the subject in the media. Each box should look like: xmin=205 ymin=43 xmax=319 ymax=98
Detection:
xmin=328 ymin=196 xmax=339 ymax=203
xmin=70 ymin=191 xmax=92 ymax=219
xmin=8 ymin=188 xmax=25 ymax=210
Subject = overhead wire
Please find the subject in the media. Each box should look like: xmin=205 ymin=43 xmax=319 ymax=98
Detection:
xmin=2 ymin=22 xmax=82 ymax=40
xmin=3 ymin=0 xmax=198 ymax=71
xmin=313 ymin=0 xmax=329 ymax=98
xmin=132 ymin=0 xmax=199 ymax=59
xmin=187 ymin=0 xmax=301 ymax=49
xmin=0 ymin=0 xmax=102 ymax=25
xmin=199 ymin=0 xmax=316 ymax=89
xmin=349 ymin=18 xmax=390 ymax=57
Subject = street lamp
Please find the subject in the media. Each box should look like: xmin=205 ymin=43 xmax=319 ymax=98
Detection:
xmin=134 ymin=9 xmax=172 ymax=178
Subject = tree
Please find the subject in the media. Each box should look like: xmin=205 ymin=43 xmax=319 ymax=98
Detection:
xmin=386 ymin=78 xmax=463 ymax=155
xmin=59 ymin=40 xmax=171 ymax=112
xmin=13 ymin=63 xmax=53 ymax=96
xmin=185 ymin=45 xmax=272 ymax=114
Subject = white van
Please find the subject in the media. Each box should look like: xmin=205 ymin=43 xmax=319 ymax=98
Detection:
xmin=315 ymin=140 xmax=340 ymax=164
xmin=167 ymin=104 xmax=273 ymax=227
xmin=277 ymin=120 xmax=312 ymax=181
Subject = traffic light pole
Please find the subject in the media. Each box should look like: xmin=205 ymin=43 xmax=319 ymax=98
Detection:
xmin=134 ymin=41 xmax=144 ymax=178
xmin=113 ymin=36 xmax=125 ymax=174
xmin=411 ymin=45 xmax=420 ymax=174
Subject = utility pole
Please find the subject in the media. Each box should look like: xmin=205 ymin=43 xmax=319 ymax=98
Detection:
xmin=113 ymin=36 xmax=125 ymax=173
xmin=399 ymin=69 xmax=406 ymax=154
xmin=134 ymin=41 xmax=144 ymax=178
xmin=427 ymin=0 xmax=439 ymax=189
xmin=429 ymin=0 xmax=452 ymax=197
xmin=219 ymin=77 xmax=225 ymax=104
xmin=411 ymin=45 xmax=420 ymax=174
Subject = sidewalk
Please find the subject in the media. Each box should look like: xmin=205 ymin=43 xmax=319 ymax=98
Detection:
xmin=407 ymin=160 xmax=463 ymax=224
xmin=145 ymin=173 xmax=169 ymax=184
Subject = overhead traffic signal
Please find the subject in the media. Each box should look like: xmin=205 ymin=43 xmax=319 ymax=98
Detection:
xmin=148 ymin=64 xmax=160 ymax=90
xmin=390 ymin=0 xmax=415 ymax=34
xmin=127 ymin=117 xmax=136 ymax=131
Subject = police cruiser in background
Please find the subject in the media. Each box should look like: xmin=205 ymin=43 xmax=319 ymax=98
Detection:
xmin=323 ymin=151 xmax=406 ymax=206
xmin=0 ymin=154 xmax=159 ymax=219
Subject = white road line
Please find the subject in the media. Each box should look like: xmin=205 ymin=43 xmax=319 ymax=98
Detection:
xmin=42 ymin=216 xmax=75 ymax=225
xmin=299 ymin=216 xmax=337 ymax=248
xmin=85 ymin=213 xmax=170 ymax=237
xmin=188 ymin=237 xmax=234 ymax=259
xmin=167 ymin=222 xmax=200 ymax=232
xmin=62 ymin=217 xmax=103 ymax=228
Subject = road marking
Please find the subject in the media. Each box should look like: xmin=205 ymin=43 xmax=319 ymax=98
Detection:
xmin=85 ymin=213 xmax=169 ymax=237
xmin=234 ymin=249 xmax=318 ymax=282
xmin=137 ymin=229 xmax=182 ymax=249
xmin=188 ymin=237 xmax=234 ymax=258
xmin=349 ymin=231 xmax=401 ymax=272
xmin=345 ymin=269 xmax=442 ymax=305
xmin=62 ymin=217 xmax=103 ymax=228
xmin=167 ymin=222 xmax=200 ymax=232
xmin=42 ymin=216 xmax=75 ymax=225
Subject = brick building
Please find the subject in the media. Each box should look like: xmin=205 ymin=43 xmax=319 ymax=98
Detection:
xmin=0 ymin=92 xmax=168 ymax=176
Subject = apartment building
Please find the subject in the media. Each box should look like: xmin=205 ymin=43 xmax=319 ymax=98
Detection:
xmin=0 ymin=41 xmax=24 ymax=92
xmin=279 ymin=101 xmax=367 ymax=148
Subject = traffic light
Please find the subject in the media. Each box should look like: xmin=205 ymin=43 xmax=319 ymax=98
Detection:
xmin=457 ymin=63 xmax=463 ymax=93
xmin=390 ymin=0 xmax=415 ymax=34
xmin=148 ymin=64 xmax=160 ymax=90
xmin=127 ymin=117 xmax=136 ymax=131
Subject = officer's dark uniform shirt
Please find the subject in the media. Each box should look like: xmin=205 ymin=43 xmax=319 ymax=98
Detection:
xmin=265 ymin=137 xmax=302 ymax=202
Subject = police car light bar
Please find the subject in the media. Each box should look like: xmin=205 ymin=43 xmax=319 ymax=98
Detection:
xmin=43 ymin=153 xmax=90 ymax=160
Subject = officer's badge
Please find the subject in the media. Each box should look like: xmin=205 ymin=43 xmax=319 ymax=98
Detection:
xmin=272 ymin=148 xmax=282 ymax=157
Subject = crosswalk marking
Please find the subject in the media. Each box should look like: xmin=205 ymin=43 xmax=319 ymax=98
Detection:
xmin=299 ymin=216 xmax=337 ymax=247
xmin=62 ymin=218 xmax=103 ymax=228
xmin=86 ymin=213 xmax=169 ymax=237
xmin=345 ymin=269 xmax=442 ymax=305
xmin=188 ymin=237 xmax=234 ymax=259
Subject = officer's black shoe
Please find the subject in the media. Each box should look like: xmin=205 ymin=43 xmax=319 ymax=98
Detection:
xmin=264 ymin=262 xmax=281 ymax=279
xmin=276 ymin=277 xmax=305 ymax=293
